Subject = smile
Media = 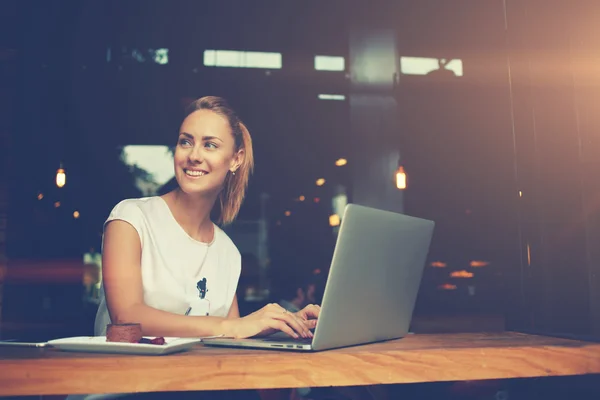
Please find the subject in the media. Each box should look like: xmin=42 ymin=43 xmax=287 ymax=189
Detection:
xmin=184 ymin=169 xmax=208 ymax=177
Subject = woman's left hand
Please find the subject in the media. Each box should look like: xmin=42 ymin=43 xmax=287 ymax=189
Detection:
xmin=294 ymin=304 xmax=321 ymax=329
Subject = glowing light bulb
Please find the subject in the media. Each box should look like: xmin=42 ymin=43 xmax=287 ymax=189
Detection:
xmin=329 ymin=214 xmax=340 ymax=227
xmin=395 ymin=166 xmax=406 ymax=189
xmin=56 ymin=164 xmax=66 ymax=188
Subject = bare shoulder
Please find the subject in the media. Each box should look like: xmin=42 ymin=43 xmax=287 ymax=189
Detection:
xmin=104 ymin=219 xmax=141 ymax=242
xmin=103 ymin=220 xmax=142 ymax=262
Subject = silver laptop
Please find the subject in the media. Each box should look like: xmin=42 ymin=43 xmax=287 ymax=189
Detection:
xmin=203 ymin=203 xmax=435 ymax=352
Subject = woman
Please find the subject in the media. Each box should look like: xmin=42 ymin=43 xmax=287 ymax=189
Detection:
xmin=96 ymin=96 xmax=319 ymax=341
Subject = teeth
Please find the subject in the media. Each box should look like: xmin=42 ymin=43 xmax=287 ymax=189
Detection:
xmin=185 ymin=170 xmax=206 ymax=177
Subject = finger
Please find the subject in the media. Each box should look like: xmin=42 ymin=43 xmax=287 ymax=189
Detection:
xmin=294 ymin=310 xmax=311 ymax=322
xmin=271 ymin=305 xmax=313 ymax=338
xmin=300 ymin=305 xmax=321 ymax=320
xmin=269 ymin=320 xmax=298 ymax=339
xmin=309 ymin=304 xmax=322 ymax=312
xmin=281 ymin=312 xmax=312 ymax=338
xmin=271 ymin=311 xmax=311 ymax=338
xmin=306 ymin=319 xmax=317 ymax=329
xmin=290 ymin=313 xmax=314 ymax=338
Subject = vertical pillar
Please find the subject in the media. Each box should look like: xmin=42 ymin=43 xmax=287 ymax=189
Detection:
xmin=349 ymin=29 xmax=404 ymax=214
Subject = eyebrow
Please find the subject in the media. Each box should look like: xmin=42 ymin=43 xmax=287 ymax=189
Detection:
xmin=203 ymin=135 xmax=224 ymax=143
xmin=179 ymin=132 xmax=224 ymax=143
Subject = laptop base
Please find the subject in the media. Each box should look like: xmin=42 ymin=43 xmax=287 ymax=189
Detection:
xmin=203 ymin=337 xmax=314 ymax=351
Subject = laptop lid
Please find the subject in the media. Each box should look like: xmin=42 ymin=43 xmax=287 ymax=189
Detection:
xmin=310 ymin=203 xmax=434 ymax=351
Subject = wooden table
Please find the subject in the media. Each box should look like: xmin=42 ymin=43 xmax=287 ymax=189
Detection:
xmin=1 ymin=332 xmax=600 ymax=397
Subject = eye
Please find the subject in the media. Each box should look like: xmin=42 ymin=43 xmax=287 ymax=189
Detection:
xmin=204 ymin=141 xmax=218 ymax=149
xmin=178 ymin=138 xmax=192 ymax=147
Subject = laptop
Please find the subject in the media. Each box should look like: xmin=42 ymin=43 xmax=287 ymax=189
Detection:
xmin=203 ymin=203 xmax=435 ymax=352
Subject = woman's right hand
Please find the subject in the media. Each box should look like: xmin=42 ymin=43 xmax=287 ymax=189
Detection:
xmin=223 ymin=303 xmax=314 ymax=339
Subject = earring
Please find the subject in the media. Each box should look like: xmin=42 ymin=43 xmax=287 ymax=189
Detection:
xmin=231 ymin=170 xmax=236 ymax=176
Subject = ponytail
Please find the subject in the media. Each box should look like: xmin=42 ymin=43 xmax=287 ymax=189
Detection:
xmin=218 ymin=122 xmax=254 ymax=225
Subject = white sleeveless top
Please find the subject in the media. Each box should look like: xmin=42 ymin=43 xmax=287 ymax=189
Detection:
xmin=94 ymin=196 xmax=241 ymax=336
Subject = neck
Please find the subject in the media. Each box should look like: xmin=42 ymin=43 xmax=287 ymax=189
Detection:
xmin=162 ymin=188 xmax=216 ymax=242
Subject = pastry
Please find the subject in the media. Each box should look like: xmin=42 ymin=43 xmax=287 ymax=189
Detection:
xmin=106 ymin=323 xmax=143 ymax=343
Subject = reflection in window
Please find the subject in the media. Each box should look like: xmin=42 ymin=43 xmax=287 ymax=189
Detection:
xmin=400 ymin=56 xmax=463 ymax=77
xmin=109 ymin=47 xmax=169 ymax=65
xmin=152 ymin=49 xmax=169 ymax=65
xmin=120 ymin=146 xmax=175 ymax=196
xmin=131 ymin=49 xmax=146 ymax=63
xmin=315 ymin=55 xmax=345 ymax=71
xmin=203 ymin=50 xmax=282 ymax=69
xmin=318 ymin=94 xmax=346 ymax=101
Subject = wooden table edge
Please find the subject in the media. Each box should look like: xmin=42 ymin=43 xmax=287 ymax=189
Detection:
xmin=1 ymin=332 xmax=600 ymax=396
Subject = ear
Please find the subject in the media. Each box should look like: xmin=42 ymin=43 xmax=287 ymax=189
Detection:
xmin=230 ymin=148 xmax=245 ymax=173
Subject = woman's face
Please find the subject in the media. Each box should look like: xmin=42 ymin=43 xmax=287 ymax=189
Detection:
xmin=173 ymin=109 xmax=243 ymax=196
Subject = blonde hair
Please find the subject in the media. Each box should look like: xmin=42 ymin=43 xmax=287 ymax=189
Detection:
xmin=183 ymin=96 xmax=254 ymax=225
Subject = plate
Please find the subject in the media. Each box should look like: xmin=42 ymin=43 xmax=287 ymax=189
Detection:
xmin=47 ymin=336 xmax=201 ymax=355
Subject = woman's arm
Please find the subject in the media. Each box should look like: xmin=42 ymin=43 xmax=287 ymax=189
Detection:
xmin=102 ymin=220 xmax=228 ymax=338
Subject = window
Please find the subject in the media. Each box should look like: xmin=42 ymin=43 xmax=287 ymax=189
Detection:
xmin=318 ymin=94 xmax=346 ymax=101
xmin=315 ymin=55 xmax=345 ymax=71
xmin=400 ymin=57 xmax=463 ymax=77
xmin=203 ymin=50 xmax=282 ymax=69
xmin=120 ymin=146 xmax=174 ymax=196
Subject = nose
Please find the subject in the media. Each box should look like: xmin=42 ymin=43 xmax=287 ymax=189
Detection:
xmin=188 ymin=145 xmax=204 ymax=164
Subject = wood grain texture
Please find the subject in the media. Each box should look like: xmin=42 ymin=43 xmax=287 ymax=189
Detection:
xmin=1 ymin=332 xmax=599 ymax=396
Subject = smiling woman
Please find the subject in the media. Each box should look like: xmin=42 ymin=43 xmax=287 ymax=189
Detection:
xmin=95 ymin=96 xmax=320 ymax=346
